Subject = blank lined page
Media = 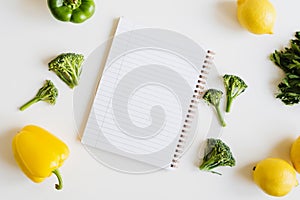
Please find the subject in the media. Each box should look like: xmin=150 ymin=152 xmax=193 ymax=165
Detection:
xmin=81 ymin=17 xmax=207 ymax=168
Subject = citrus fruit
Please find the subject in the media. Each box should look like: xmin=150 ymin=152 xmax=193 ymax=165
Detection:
xmin=253 ymin=158 xmax=298 ymax=197
xmin=291 ymin=136 xmax=300 ymax=173
xmin=237 ymin=0 xmax=276 ymax=34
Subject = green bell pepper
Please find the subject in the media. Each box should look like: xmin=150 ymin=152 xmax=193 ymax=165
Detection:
xmin=47 ymin=0 xmax=95 ymax=23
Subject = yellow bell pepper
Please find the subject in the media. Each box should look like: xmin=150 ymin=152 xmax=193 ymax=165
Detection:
xmin=12 ymin=125 xmax=70 ymax=190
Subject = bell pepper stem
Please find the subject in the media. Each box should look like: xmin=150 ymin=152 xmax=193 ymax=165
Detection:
xmin=67 ymin=0 xmax=76 ymax=4
xmin=65 ymin=0 xmax=81 ymax=8
xmin=52 ymin=169 xmax=63 ymax=190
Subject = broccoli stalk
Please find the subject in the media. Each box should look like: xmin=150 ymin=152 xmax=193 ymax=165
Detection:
xmin=199 ymin=138 xmax=236 ymax=175
xmin=20 ymin=80 xmax=58 ymax=111
xmin=48 ymin=53 xmax=84 ymax=89
xmin=223 ymin=74 xmax=248 ymax=112
xmin=203 ymin=89 xmax=226 ymax=127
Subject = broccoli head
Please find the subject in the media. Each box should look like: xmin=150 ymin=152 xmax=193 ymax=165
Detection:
xmin=223 ymin=74 xmax=248 ymax=112
xmin=203 ymin=88 xmax=226 ymax=127
xmin=199 ymin=138 xmax=236 ymax=175
xmin=20 ymin=80 xmax=58 ymax=111
xmin=48 ymin=53 xmax=84 ymax=89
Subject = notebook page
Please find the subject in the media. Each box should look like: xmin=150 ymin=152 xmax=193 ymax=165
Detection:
xmin=81 ymin=17 xmax=208 ymax=169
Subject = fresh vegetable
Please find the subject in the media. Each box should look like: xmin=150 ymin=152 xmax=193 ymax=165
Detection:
xmin=47 ymin=0 xmax=95 ymax=23
xmin=12 ymin=125 xmax=70 ymax=190
xmin=199 ymin=138 xmax=235 ymax=175
xmin=19 ymin=80 xmax=58 ymax=111
xmin=223 ymin=74 xmax=248 ymax=112
xmin=276 ymin=74 xmax=300 ymax=105
xmin=48 ymin=53 xmax=84 ymax=89
xmin=202 ymin=89 xmax=226 ymax=127
xmin=270 ymin=31 xmax=300 ymax=105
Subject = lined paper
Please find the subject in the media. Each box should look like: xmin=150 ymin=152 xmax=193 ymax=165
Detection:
xmin=81 ymin=17 xmax=207 ymax=168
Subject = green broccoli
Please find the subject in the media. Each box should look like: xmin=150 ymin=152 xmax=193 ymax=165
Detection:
xmin=48 ymin=53 xmax=84 ymax=89
xmin=20 ymin=80 xmax=58 ymax=111
xmin=203 ymin=89 xmax=226 ymax=127
xmin=199 ymin=138 xmax=236 ymax=175
xmin=223 ymin=74 xmax=248 ymax=112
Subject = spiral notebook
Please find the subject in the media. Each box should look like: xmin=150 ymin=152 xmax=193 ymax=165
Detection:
xmin=81 ymin=17 xmax=214 ymax=170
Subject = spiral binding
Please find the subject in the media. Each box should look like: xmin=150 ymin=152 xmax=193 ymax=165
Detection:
xmin=170 ymin=50 xmax=215 ymax=168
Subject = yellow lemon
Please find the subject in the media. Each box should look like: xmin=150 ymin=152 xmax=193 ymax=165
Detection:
xmin=291 ymin=136 xmax=300 ymax=173
xmin=237 ymin=0 xmax=276 ymax=34
xmin=253 ymin=158 xmax=298 ymax=197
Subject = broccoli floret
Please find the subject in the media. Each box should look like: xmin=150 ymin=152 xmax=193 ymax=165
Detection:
xmin=48 ymin=53 xmax=84 ymax=89
xmin=203 ymin=89 xmax=226 ymax=127
xmin=199 ymin=138 xmax=236 ymax=175
xmin=223 ymin=74 xmax=248 ymax=112
xmin=20 ymin=80 xmax=58 ymax=111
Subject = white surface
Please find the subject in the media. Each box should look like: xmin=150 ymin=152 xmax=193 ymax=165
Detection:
xmin=1 ymin=0 xmax=300 ymax=199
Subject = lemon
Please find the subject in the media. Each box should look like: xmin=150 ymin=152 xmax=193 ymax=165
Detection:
xmin=237 ymin=0 xmax=276 ymax=34
xmin=253 ymin=158 xmax=298 ymax=197
xmin=291 ymin=136 xmax=300 ymax=173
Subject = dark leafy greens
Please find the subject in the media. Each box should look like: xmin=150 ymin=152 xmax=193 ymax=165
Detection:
xmin=270 ymin=31 xmax=300 ymax=105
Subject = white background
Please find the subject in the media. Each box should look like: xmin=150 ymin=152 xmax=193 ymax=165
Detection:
xmin=1 ymin=0 xmax=300 ymax=199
